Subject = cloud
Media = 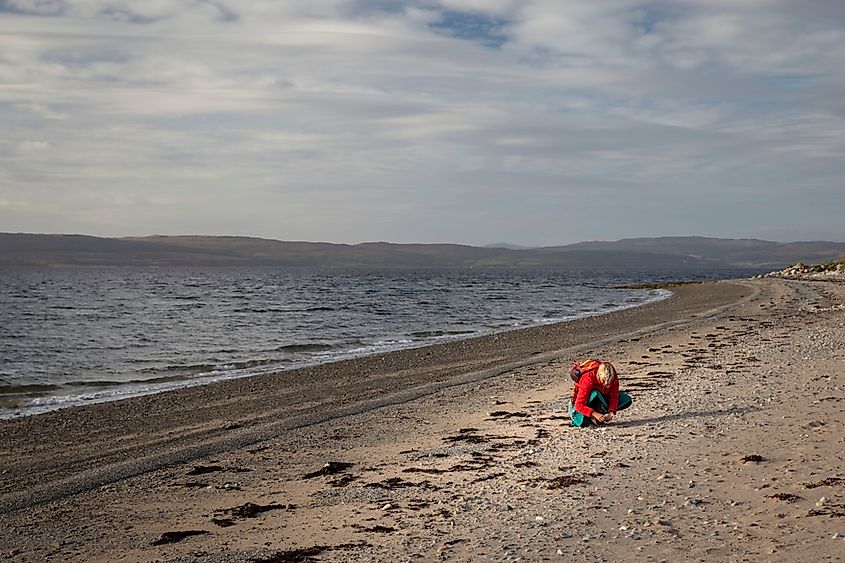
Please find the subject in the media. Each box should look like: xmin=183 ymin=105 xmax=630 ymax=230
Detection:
xmin=16 ymin=139 xmax=51 ymax=151
xmin=13 ymin=102 xmax=66 ymax=119
xmin=0 ymin=0 xmax=843 ymax=244
xmin=0 ymin=0 xmax=234 ymax=22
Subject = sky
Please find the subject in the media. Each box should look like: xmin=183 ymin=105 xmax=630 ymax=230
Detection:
xmin=1 ymin=0 xmax=844 ymax=246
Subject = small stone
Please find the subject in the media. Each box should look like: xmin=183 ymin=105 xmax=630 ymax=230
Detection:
xmin=833 ymin=533 xmax=841 ymax=539
xmin=535 ymin=516 xmax=545 ymax=522
xmin=557 ymin=549 xmax=565 ymax=555
xmin=654 ymin=517 xmax=670 ymax=526
xmin=816 ymin=497 xmax=827 ymax=507
xmin=382 ymin=503 xmax=394 ymax=510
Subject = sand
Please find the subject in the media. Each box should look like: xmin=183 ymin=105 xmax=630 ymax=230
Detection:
xmin=0 ymin=278 xmax=843 ymax=562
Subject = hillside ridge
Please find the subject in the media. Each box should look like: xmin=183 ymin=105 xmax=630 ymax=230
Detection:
xmin=2 ymin=233 xmax=843 ymax=270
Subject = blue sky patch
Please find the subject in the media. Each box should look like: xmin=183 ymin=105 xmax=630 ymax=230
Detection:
xmin=0 ymin=0 xmax=64 ymax=16
xmin=429 ymin=10 xmax=509 ymax=48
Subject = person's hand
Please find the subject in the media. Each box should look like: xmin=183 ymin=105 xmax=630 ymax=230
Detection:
xmin=605 ymin=412 xmax=615 ymax=423
xmin=592 ymin=412 xmax=608 ymax=423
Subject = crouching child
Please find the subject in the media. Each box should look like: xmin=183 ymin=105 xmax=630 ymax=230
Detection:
xmin=568 ymin=359 xmax=632 ymax=427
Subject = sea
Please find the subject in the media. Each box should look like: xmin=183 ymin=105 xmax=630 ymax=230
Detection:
xmin=0 ymin=267 xmax=753 ymax=419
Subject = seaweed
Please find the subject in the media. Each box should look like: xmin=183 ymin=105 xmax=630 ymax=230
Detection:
xmin=249 ymin=542 xmax=370 ymax=563
xmin=804 ymin=477 xmax=844 ymax=489
xmin=151 ymin=530 xmax=209 ymax=545
xmin=186 ymin=465 xmax=224 ymax=476
xmin=520 ymin=474 xmax=588 ymax=489
xmin=767 ymin=493 xmax=801 ymax=502
xmin=302 ymin=461 xmax=354 ymax=479
xmin=487 ymin=411 xmax=529 ymax=419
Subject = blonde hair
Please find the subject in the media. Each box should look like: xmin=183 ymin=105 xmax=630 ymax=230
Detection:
xmin=597 ymin=362 xmax=617 ymax=385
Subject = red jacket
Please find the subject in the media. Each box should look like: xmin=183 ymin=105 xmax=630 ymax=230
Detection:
xmin=572 ymin=370 xmax=619 ymax=417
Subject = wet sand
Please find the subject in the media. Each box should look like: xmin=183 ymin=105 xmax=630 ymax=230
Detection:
xmin=0 ymin=278 xmax=843 ymax=561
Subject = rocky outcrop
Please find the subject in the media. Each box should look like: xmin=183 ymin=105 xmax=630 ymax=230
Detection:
xmin=758 ymin=259 xmax=845 ymax=280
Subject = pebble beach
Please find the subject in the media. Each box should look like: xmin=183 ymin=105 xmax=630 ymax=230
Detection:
xmin=0 ymin=277 xmax=843 ymax=562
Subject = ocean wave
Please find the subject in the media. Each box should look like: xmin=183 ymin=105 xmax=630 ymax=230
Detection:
xmin=275 ymin=343 xmax=336 ymax=353
xmin=0 ymin=383 xmax=60 ymax=395
xmin=408 ymin=329 xmax=476 ymax=338
xmin=72 ymin=380 xmax=126 ymax=388
xmin=137 ymin=363 xmax=216 ymax=374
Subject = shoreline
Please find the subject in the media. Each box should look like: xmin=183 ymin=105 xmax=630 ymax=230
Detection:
xmin=1 ymin=284 xmax=673 ymax=420
xmin=2 ymin=277 xmax=842 ymax=561
xmin=0 ymin=280 xmax=751 ymax=512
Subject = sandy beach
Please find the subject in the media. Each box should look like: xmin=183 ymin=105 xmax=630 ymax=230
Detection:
xmin=0 ymin=277 xmax=843 ymax=562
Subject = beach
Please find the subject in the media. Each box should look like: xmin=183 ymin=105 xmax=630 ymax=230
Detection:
xmin=0 ymin=277 xmax=843 ymax=561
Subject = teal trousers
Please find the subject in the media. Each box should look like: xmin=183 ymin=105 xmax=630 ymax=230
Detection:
xmin=569 ymin=390 xmax=632 ymax=427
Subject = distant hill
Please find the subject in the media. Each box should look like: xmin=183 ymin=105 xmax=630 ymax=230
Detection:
xmin=484 ymin=242 xmax=537 ymax=250
xmin=1 ymin=233 xmax=843 ymax=271
xmin=541 ymin=236 xmax=845 ymax=269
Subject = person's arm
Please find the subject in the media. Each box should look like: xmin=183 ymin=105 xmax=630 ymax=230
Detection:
xmin=573 ymin=376 xmax=595 ymax=418
xmin=609 ymin=377 xmax=619 ymax=413
xmin=575 ymin=374 xmax=610 ymax=422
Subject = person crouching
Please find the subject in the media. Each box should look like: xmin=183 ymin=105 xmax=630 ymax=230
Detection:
xmin=568 ymin=360 xmax=632 ymax=427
